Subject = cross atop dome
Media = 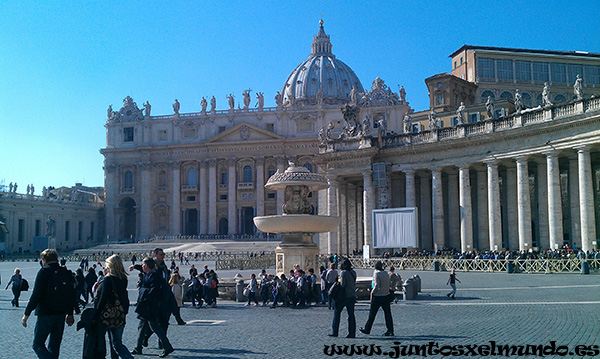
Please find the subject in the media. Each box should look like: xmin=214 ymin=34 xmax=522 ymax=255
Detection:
xmin=311 ymin=19 xmax=333 ymax=57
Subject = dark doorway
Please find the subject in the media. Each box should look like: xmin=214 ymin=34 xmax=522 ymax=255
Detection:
xmin=118 ymin=197 xmax=136 ymax=240
xmin=218 ymin=218 xmax=228 ymax=235
xmin=241 ymin=207 xmax=255 ymax=235
xmin=185 ymin=209 xmax=198 ymax=236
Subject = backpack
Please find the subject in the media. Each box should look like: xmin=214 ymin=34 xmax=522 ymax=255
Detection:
xmin=46 ymin=267 xmax=75 ymax=314
xmin=21 ymin=278 xmax=29 ymax=291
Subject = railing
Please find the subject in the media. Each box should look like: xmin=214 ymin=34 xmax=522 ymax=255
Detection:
xmin=465 ymin=121 xmax=487 ymax=135
xmin=0 ymin=192 xmax=104 ymax=208
xmin=215 ymin=253 xmax=276 ymax=270
xmin=552 ymin=103 xmax=575 ymax=118
xmin=522 ymin=110 xmax=544 ymax=125
xmin=342 ymin=257 xmax=600 ymax=274
xmin=146 ymin=233 xmax=281 ymax=242
xmin=584 ymin=97 xmax=600 ymax=112
xmin=150 ymin=106 xmax=281 ymax=120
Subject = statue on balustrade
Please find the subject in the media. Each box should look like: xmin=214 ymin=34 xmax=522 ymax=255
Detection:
xmin=574 ymin=74 xmax=584 ymax=100
xmin=377 ymin=116 xmax=388 ymax=137
xmin=9 ymin=182 xmax=13 ymax=193
xmin=275 ymin=91 xmax=283 ymax=107
xmin=428 ymin=109 xmax=439 ymax=130
xmin=514 ymin=89 xmax=524 ymax=113
xmin=399 ymin=85 xmax=407 ymax=103
xmin=143 ymin=101 xmax=151 ymax=117
xmin=27 ymin=184 xmax=31 ymax=195
xmin=542 ymin=82 xmax=553 ymax=107
xmin=242 ymin=89 xmax=252 ymax=109
xmin=456 ymin=102 xmax=466 ymax=124
xmin=13 ymin=183 xmax=17 ymax=193
xmin=256 ymin=92 xmax=264 ymax=109
xmin=30 ymin=184 xmax=35 ymax=195
xmin=227 ymin=94 xmax=235 ymax=110
xmin=210 ymin=96 xmax=216 ymax=112
xmin=361 ymin=115 xmax=372 ymax=137
xmin=403 ymin=112 xmax=412 ymax=133
xmin=350 ymin=86 xmax=358 ymax=105
xmin=201 ymin=97 xmax=207 ymax=113
xmin=173 ymin=99 xmax=180 ymax=114
xmin=486 ymin=96 xmax=495 ymax=119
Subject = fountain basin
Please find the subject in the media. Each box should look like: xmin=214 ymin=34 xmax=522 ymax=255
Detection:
xmin=254 ymin=214 xmax=340 ymax=234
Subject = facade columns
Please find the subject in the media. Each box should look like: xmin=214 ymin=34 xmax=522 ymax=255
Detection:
xmin=546 ymin=151 xmax=563 ymax=250
xmin=405 ymin=170 xmax=416 ymax=207
xmin=362 ymin=170 xmax=375 ymax=249
xmin=276 ymin=156 xmax=286 ymax=215
xmin=476 ymin=168 xmax=489 ymax=250
xmin=447 ymin=170 xmax=460 ymax=250
xmin=458 ymin=166 xmax=473 ymax=252
xmin=339 ymin=182 xmax=348 ymax=255
xmin=347 ymin=183 xmax=357 ymax=253
xmin=228 ymin=158 xmax=237 ymax=235
xmin=419 ymin=173 xmax=432 ymax=249
xmin=578 ymin=147 xmax=596 ymax=252
xmin=516 ymin=157 xmax=532 ymax=251
xmin=256 ymin=157 xmax=265 ymax=218
xmin=327 ymin=174 xmax=338 ymax=254
xmin=536 ymin=160 xmax=549 ymax=249
xmin=506 ymin=165 xmax=519 ymax=250
xmin=431 ymin=169 xmax=445 ymax=251
xmin=486 ymin=161 xmax=502 ymax=251
xmin=208 ymin=159 xmax=217 ymax=234
xmin=171 ymin=162 xmax=181 ymax=235
xmin=140 ymin=164 xmax=151 ymax=238
xmin=199 ymin=161 xmax=208 ymax=234
xmin=568 ymin=157 xmax=581 ymax=247
xmin=104 ymin=164 xmax=117 ymax=240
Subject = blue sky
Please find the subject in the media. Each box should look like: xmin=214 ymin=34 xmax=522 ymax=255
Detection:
xmin=1 ymin=1 xmax=599 ymax=192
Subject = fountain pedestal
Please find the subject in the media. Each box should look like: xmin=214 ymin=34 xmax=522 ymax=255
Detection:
xmin=275 ymin=233 xmax=320 ymax=274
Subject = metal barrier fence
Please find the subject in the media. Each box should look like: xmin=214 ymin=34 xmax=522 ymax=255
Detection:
xmin=341 ymin=257 xmax=600 ymax=274
xmin=215 ymin=253 xmax=276 ymax=270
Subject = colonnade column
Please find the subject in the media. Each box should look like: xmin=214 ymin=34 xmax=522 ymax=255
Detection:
xmin=447 ymin=170 xmax=460 ymax=250
xmin=568 ymin=157 xmax=581 ymax=246
xmin=516 ymin=157 xmax=532 ymax=251
xmin=228 ymin=158 xmax=237 ymax=235
xmin=199 ymin=161 xmax=208 ymax=234
xmin=506 ymin=165 xmax=519 ymax=250
xmin=171 ymin=162 xmax=181 ymax=235
xmin=546 ymin=151 xmax=563 ymax=250
xmin=140 ymin=163 xmax=151 ymax=238
xmin=327 ymin=174 xmax=338 ymax=254
xmin=420 ymin=173 xmax=432 ymax=249
xmin=458 ymin=166 xmax=473 ymax=252
xmin=256 ymin=157 xmax=265 ymax=218
xmin=362 ymin=170 xmax=375 ymax=249
xmin=578 ymin=146 xmax=596 ymax=252
xmin=339 ymin=182 xmax=348 ymax=255
xmin=405 ymin=170 xmax=416 ymax=207
xmin=486 ymin=161 xmax=502 ymax=251
xmin=431 ymin=169 xmax=445 ymax=251
xmin=536 ymin=160 xmax=549 ymax=249
xmin=208 ymin=159 xmax=217 ymax=234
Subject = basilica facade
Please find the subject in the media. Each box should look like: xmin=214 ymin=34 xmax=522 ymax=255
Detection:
xmin=102 ymin=22 xmax=600 ymax=255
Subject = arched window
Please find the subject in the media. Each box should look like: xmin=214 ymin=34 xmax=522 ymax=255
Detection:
xmin=187 ymin=168 xmax=197 ymax=186
xmin=303 ymin=163 xmax=313 ymax=172
xmin=499 ymin=91 xmax=513 ymax=101
xmin=521 ymin=92 xmax=533 ymax=107
xmin=554 ymin=94 xmax=566 ymax=104
xmin=481 ymin=90 xmax=495 ymax=103
xmin=158 ymin=170 xmax=167 ymax=188
xmin=124 ymin=171 xmax=133 ymax=189
xmin=243 ymin=165 xmax=253 ymax=183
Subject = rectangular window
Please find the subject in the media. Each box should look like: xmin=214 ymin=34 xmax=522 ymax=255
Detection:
xmin=567 ymin=64 xmax=583 ymax=84
xmin=158 ymin=130 xmax=167 ymax=141
xmin=218 ymin=126 xmax=226 ymax=133
xmin=266 ymin=123 xmax=275 ymax=132
xmin=90 ymin=222 xmax=95 ymax=241
xmin=585 ymin=66 xmax=600 ymax=85
xmin=476 ymin=57 xmax=495 ymax=82
xmin=35 ymin=219 xmax=41 ymax=237
xmin=494 ymin=108 xmax=505 ymax=118
xmin=219 ymin=194 xmax=227 ymax=201
xmin=78 ymin=221 xmax=83 ymax=241
xmin=18 ymin=219 xmax=24 ymax=242
xmin=451 ymin=116 xmax=459 ymax=126
xmin=65 ymin=221 xmax=70 ymax=241
xmin=468 ymin=113 xmax=480 ymax=123
xmin=267 ymin=192 xmax=276 ymax=199
xmin=186 ymin=195 xmax=196 ymax=202
xmin=183 ymin=129 xmax=196 ymax=138
xmin=411 ymin=123 xmax=421 ymax=133
xmin=123 ymin=127 xmax=134 ymax=142
xmin=550 ymin=63 xmax=566 ymax=84
xmin=515 ymin=60 xmax=531 ymax=82
xmin=532 ymin=62 xmax=549 ymax=82
xmin=221 ymin=172 xmax=228 ymax=185
xmin=496 ymin=59 xmax=513 ymax=82
xmin=372 ymin=162 xmax=386 ymax=188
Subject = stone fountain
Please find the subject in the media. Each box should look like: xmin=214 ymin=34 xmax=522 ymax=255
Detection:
xmin=253 ymin=162 xmax=340 ymax=275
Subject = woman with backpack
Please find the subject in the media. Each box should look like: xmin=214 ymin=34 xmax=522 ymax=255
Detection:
xmin=5 ymin=267 xmax=24 ymax=307
xmin=95 ymin=254 xmax=133 ymax=359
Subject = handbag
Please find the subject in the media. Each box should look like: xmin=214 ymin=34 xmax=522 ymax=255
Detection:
xmin=328 ymin=281 xmax=345 ymax=301
xmin=243 ymin=287 xmax=250 ymax=297
xmin=21 ymin=278 xmax=29 ymax=291
xmin=100 ymin=281 xmax=126 ymax=328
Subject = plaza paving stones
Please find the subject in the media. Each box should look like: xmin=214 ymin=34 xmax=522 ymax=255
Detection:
xmin=1 ymin=260 xmax=599 ymax=358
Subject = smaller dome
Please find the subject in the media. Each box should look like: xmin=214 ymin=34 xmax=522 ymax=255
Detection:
xmin=281 ymin=21 xmax=364 ymax=107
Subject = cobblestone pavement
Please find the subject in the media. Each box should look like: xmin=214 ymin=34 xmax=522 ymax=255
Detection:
xmin=1 ymin=260 xmax=599 ymax=358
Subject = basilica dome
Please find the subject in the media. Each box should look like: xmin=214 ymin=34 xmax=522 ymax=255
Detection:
xmin=280 ymin=21 xmax=364 ymax=107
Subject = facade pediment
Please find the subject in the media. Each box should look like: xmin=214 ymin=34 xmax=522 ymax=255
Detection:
xmin=204 ymin=122 xmax=285 ymax=144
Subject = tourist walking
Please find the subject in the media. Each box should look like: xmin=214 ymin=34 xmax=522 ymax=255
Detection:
xmin=132 ymin=257 xmax=174 ymax=357
xmin=85 ymin=266 xmax=98 ymax=303
xmin=389 ymin=266 xmax=402 ymax=303
xmin=245 ymin=273 xmax=259 ymax=306
xmin=359 ymin=261 xmax=394 ymax=336
xmin=169 ymin=273 xmax=184 ymax=308
xmin=330 ymin=259 xmax=357 ymax=338
xmin=446 ymin=269 xmax=461 ymax=299
xmin=5 ymin=267 xmax=24 ymax=307
xmin=22 ymin=249 xmax=76 ymax=358
xmin=325 ymin=263 xmax=338 ymax=309
xmin=95 ymin=255 xmax=133 ymax=359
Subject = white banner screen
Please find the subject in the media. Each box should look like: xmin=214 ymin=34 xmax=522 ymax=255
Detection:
xmin=372 ymin=208 xmax=418 ymax=248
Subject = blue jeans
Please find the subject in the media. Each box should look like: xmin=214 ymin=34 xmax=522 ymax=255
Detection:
xmin=32 ymin=314 xmax=66 ymax=359
xmin=100 ymin=325 xmax=134 ymax=359
xmin=331 ymin=297 xmax=356 ymax=337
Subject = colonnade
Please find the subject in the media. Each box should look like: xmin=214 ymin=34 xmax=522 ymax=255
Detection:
xmin=326 ymin=146 xmax=598 ymax=254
